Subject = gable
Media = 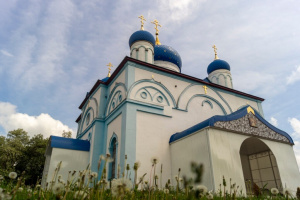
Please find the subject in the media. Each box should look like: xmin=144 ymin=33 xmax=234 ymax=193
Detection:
xmin=170 ymin=106 xmax=293 ymax=145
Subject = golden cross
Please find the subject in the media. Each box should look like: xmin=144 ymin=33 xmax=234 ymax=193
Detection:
xmin=151 ymin=19 xmax=162 ymax=34
xmin=151 ymin=19 xmax=162 ymax=45
xmin=107 ymin=62 xmax=113 ymax=77
xmin=203 ymin=85 xmax=208 ymax=94
xmin=138 ymin=15 xmax=146 ymax=30
xmin=212 ymin=45 xmax=219 ymax=60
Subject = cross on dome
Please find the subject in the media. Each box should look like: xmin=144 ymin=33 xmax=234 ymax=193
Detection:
xmin=138 ymin=15 xmax=146 ymax=30
xmin=212 ymin=45 xmax=219 ymax=60
xmin=151 ymin=19 xmax=162 ymax=45
xmin=107 ymin=62 xmax=113 ymax=77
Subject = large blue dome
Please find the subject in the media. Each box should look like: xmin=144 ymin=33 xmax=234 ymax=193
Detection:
xmin=154 ymin=45 xmax=182 ymax=69
xmin=129 ymin=30 xmax=155 ymax=47
xmin=207 ymin=59 xmax=230 ymax=74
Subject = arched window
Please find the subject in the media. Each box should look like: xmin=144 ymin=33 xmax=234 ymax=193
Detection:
xmin=108 ymin=135 xmax=118 ymax=180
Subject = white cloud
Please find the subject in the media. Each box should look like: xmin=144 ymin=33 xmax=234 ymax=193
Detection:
xmin=287 ymin=65 xmax=300 ymax=85
xmin=289 ymin=117 xmax=300 ymax=135
xmin=0 ymin=102 xmax=74 ymax=138
xmin=289 ymin=118 xmax=300 ymax=169
xmin=0 ymin=49 xmax=14 ymax=57
xmin=269 ymin=117 xmax=278 ymax=127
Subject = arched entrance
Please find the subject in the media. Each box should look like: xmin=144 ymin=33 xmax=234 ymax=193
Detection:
xmin=240 ymin=137 xmax=282 ymax=193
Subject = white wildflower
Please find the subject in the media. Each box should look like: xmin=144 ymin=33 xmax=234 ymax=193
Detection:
xmin=207 ymin=193 xmax=214 ymax=199
xmin=111 ymin=178 xmax=133 ymax=197
xmin=27 ymin=188 xmax=32 ymax=193
xmin=18 ymin=187 xmax=23 ymax=192
xmin=52 ymin=183 xmax=65 ymax=194
xmin=133 ymin=161 xmax=141 ymax=170
xmin=8 ymin=172 xmax=17 ymax=179
xmin=163 ymin=188 xmax=169 ymax=194
xmin=151 ymin=157 xmax=159 ymax=164
xmin=74 ymin=190 xmax=87 ymax=199
xmin=271 ymin=188 xmax=279 ymax=195
xmin=195 ymin=184 xmax=208 ymax=194
xmin=174 ymin=175 xmax=178 ymax=181
xmin=91 ymin=172 xmax=98 ymax=178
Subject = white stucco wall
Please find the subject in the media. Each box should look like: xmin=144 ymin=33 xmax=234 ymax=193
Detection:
xmin=108 ymin=69 xmax=126 ymax=94
xmin=154 ymin=60 xmax=180 ymax=72
xmin=130 ymin=41 xmax=154 ymax=64
xmin=263 ymin=140 xmax=300 ymax=191
xmin=43 ymin=148 xmax=90 ymax=188
xmin=134 ymin=68 xmax=190 ymax=101
xmin=208 ymin=128 xmax=300 ymax=193
xmin=133 ymin=67 xmax=262 ymax=116
xmin=170 ymin=128 xmax=214 ymax=188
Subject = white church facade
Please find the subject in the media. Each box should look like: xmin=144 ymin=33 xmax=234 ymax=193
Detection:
xmin=42 ymin=18 xmax=300 ymax=193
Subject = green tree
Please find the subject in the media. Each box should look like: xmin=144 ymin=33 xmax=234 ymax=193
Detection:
xmin=0 ymin=129 xmax=48 ymax=185
xmin=16 ymin=133 xmax=48 ymax=185
xmin=62 ymin=130 xmax=72 ymax=138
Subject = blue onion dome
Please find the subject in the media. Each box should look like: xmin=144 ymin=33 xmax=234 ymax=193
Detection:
xmin=101 ymin=77 xmax=109 ymax=82
xmin=129 ymin=30 xmax=155 ymax=47
xmin=154 ymin=45 xmax=182 ymax=69
xmin=207 ymin=59 xmax=230 ymax=74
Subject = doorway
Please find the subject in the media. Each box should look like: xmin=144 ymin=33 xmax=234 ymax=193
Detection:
xmin=240 ymin=137 xmax=282 ymax=193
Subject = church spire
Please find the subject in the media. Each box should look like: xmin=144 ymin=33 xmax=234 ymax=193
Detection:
xmin=151 ymin=19 xmax=162 ymax=45
xmin=212 ymin=45 xmax=219 ymax=60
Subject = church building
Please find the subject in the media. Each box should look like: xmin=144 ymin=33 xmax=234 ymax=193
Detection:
xmin=42 ymin=16 xmax=300 ymax=193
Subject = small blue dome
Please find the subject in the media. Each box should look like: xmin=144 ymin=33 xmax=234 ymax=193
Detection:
xmin=101 ymin=77 xmax=109 ymax=82
xmin=207 ymin=59 xmax=230 ymax=74
xmin=129 ymin=30 xmax=155 ymax=47
xmin=154 ymin=45 xmax=182 ymax=69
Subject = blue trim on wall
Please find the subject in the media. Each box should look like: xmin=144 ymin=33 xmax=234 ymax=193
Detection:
xmin=135 ymin=86 xmax=170 ymax=106
xmin=202 ymin=100 xmax=213 ymax=109
xmin=177 ymin=83 xmax=232 ymax=113
xmin=79 ymin=107 xmax=95 ymax=135
xmin=105 ymin=82 xmax=127 ymax=116
xmin=50 ymin=136 xmax=90 ymax=151
xmin=186 ymin=94 xmax=227 ymax=115
xmin=169 ymin=106 xmax=294 ymax=144
xmin=128 ymin=79 xmax=176 ymax=108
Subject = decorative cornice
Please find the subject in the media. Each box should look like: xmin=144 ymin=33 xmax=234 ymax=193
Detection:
xmin=214 ymin=112 xmax=291 ymax=144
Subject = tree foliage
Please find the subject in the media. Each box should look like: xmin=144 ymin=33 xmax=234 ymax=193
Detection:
xmin=0 ymin=129 xmax=48 ymax=185
xmin=62 ymin=130 xmax=72 ymax=138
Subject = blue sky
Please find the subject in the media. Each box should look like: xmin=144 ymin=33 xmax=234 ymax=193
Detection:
xmin=0 ymin=0 xmax=300 ymax=165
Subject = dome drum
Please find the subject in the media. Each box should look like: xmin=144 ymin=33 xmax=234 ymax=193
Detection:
xmin=154 ymin=45 xmax=182 ymax=72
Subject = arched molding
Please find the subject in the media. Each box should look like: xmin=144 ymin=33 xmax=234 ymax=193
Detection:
xmin=177 ymin=83 xmax=232 ymax=113
xmin=128 ymin=79 xmax=176 ymax=108
xmin=91 ymin=97 xmax=99 ymax=117
xmin=130 ymin=46 xmax=154 ymax=55
xmin=186 ymin=94 xmax=227 ymax=115
xmin=105 ymin=82 xmax=127 ymax=116
xmin=79 ymin=107 xmax=95 ymax=133
xmin=201 ymin=99 xmax=213 ymax=109
xmin=134 ymin=86 xmax=170 ymax=106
